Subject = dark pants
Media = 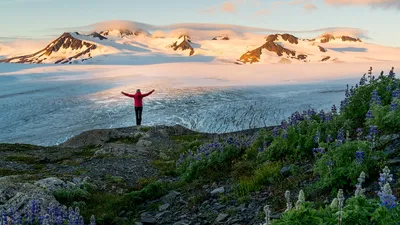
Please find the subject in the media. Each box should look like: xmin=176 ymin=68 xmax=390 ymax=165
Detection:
xmin=135 ymin=107 xmax=143 ymax=125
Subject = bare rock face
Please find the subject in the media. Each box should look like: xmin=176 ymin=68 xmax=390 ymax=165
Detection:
xmin=170 ymin=36 xmax=195 ymax=56
xmin=239 ymin=34 xmax=297 ymax=64
xmin=281 ymin=34 xmax=299 ymax=44
xmin=0 ymin=181 xmax=60 ymax=213
xmin=341 ymin=36 xmax=362 ymax=42
xmin=88 ymin=32 xmax=107 ymax=40
xmin=321 ymin=56 xmax=331 ymax=61
xmin=297 ymin=54 xmax=307 ymax=60
xmin=318 ymin=46 xmax=327 ymax=52
xmin=0 ymin=33 xmax=97 ymax=64
xmin=320 ymin=34 xmax=335 ymax=43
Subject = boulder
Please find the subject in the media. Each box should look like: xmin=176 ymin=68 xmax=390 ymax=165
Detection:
xmin=34 ymin=177 xmax=70 ymax=192
xmin=0 ymin=182 xmax=59 ymax=213
xmin=159 ymin=203 xmax=170 ymax=211
xmin=215 ymin=213 xmax=229 ymax=223
xmin=211 ymin=187 xmax=225 ymax=195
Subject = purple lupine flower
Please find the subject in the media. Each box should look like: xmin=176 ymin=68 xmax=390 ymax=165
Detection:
xmin=356 ymin=128 xmax=363 ymax=140
xmin=359 ymin=74 xmax=367 ymax=86
xmin=345 ymin=84 xmax=350 ymax=98
xmin=282 ymin=131 xmax=288 ymax=139
xmin=258 ymin=147 xmax=263 ymax=153
xmin=379 ymin=183 xmax=397 ymax=209
xmin=390 ymin=100 xmax=398 ymax=111
xmin=379 ymin=166 xmax=394 ymax=188
xmin=319 ymin=110 xmax=325 ymax=121
xmin=370 ymin=89 xmax=382 ymax=105
xmin=355 ymin=149 xmax=365 ymax=164
xmin=204 ymin=149 xmax=209 ymax=157
xmin=392 ymin=89 xmax=400 ymax=99
xmin=326 ymin=134 xmax=333 ymax=143
xmin=386 ymin=85 xmax=392 ymax=92
xmin=324 ymin=112 xmax=333 ymax=122
xmin=365 ymin=110 xmax=374 ymax=119
xmin=307 ymin=108 xmax=316 ymax=118
xmin=312 ymin=147 xmax=325 ymax=156
xmin=272 ymin=127 xmax=280 ymax=137
xmin=350 ymin=86 xmax=356 ymax=96
xmin=281 ymin=120 xmax=288 ymax=130
xmin=2 ymin=211 xmax=7 ymax=225
xmin=336 ymin=128 xmax=345 ymax=146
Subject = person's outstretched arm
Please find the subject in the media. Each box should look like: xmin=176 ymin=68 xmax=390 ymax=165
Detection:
xmin=121 ymin=91 xmax=135 ymax=98
xmin=142 ymin=89 xmax=155 ymax=97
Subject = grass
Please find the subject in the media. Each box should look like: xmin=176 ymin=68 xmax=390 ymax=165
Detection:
xmin=74 ymin=145 xmax=98 ymax=157
xmin=5 ymin=155 xmax=37 ymax=164
xmin=0 ymin=143 xmax=41 ymax=152
xmin=139 ymin=127 xmax=152 ymax=132
xmin=170 ymin=134 xmax=207 ymax=142
xmin=0 ymin=168 xmax=27 ymax=176
xmin=107 ymin=134 xmax=143 ymax=145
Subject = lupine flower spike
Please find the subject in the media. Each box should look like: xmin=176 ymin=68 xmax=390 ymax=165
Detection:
xmin=284 ymin=190 xmax=292 ymax=212
xmin=295 ymin=190 xmax=305 ymax=210
xmin=337 ymin=189 xmax=345 ymax=225
xmin=355 ymin=171 xmax=366 ymax=197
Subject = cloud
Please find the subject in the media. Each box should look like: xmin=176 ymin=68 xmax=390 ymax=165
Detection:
xmin=324 ymin=0 xmax=400 ymax=9
xmin=65 ymin=20 xmax=370 ymax=41
xmin=255 ymin=9 xmax=270 ymax=16
xmin=289 ymin=0 xmax=318 ymax=11
xmin=304 ymin=3 xmax=318 ymax=11
xmin=201 ymin=1 xmax=238 ymax=14
xmin=221 ymin=1 xmax=237 ymax=13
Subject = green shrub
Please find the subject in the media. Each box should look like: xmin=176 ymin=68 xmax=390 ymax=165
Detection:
xmin=313 ymin=141 xmax=378 ymax=194
xmin=54 ymin=187 xmax=91 ymax=205
xmin=366 ymin=99 xmax=400 ymax=134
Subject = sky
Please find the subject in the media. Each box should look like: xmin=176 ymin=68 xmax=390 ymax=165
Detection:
xmin=0 ymin=0 xmax=399 ymax=47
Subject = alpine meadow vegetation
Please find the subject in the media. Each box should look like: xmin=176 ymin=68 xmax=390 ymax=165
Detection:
xmin=1 ymin=67 xmax=399 ymax=225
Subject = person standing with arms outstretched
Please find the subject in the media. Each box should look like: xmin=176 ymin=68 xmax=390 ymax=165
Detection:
xmin=121 ymin=89 xmax=155 ymax=126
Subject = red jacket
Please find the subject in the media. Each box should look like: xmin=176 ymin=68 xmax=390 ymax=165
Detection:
xmin=122 ymin=90 xmax=154 ymax=107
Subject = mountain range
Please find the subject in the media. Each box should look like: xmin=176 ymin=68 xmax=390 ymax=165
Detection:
xmin=0 ymin=25 xmax=399 ymax=65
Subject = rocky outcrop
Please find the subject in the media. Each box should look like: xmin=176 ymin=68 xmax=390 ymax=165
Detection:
xmin=0 ymin=33 xmax=97 ymax=64
xmin=212 ymin=36 xmax=230 ymax=40
xmin=341 ymin=36 xmax=362 ymax=42
xmin=321 ymin=56 xmax=331 ymax=61
xmin=99 ymin=29 xmax=149 ymax=38
xmin=239 ymin=35 xmax=297 ymax=64
xmin=0 ymin=181 xmax=60 ymax=213
xmin=320 ymin=34 xmax=335 ymax=43
xmin=297 ymin=54 xmax=307 ymax=60
xmin=170 ymin=36 xmax=195 ymax=56
xmin=88 ymin=32 xmax=107 ymax=40
xmin=320 ymin=34 xmax=362 ymax=43
xmin=318 ymin=46 xmax=327 ymax=52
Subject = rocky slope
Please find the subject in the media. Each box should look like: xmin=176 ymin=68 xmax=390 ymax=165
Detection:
xmin=1 ymin=124 xmax=400 ymax=225
xmin=0 ymin=32 xmax=97 ymax=64
xmin=239 ymin=34 xmax=301 ymax=64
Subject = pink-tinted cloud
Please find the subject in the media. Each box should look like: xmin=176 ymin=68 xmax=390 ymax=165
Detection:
xmin=200 ymin=1 xmax=238 ymax=14
xmin=304 ymin=3 xmax=317 ymax=11
xmin=255 ymin=9 xmax=270 ymax=16
xmin=324 ymin=0 xmax=400 ymax=9
xmin=221 ymin=1 xmax=237 ymax=13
